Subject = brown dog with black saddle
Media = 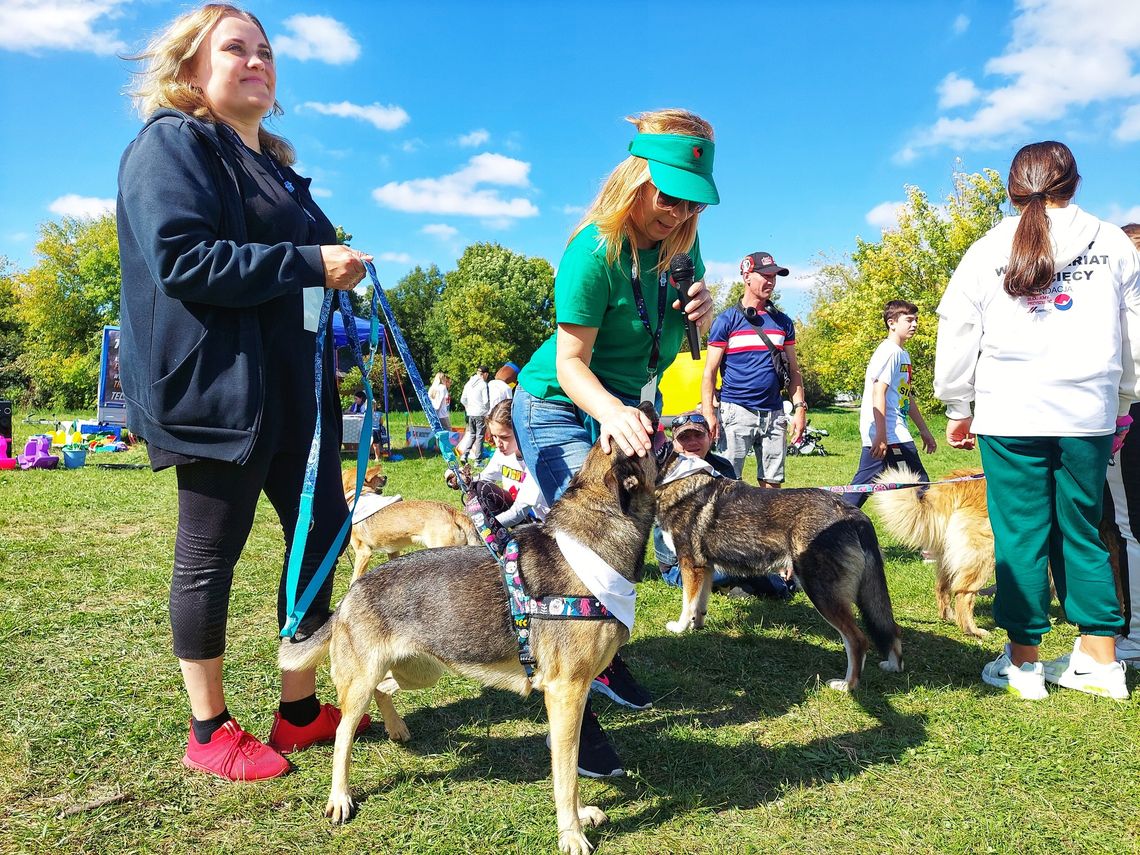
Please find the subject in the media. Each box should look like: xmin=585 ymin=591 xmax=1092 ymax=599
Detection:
xmin=280 ymin=411 xmax=659 ymax=855
xmin=655 ymin=449 xmax=904 ymax=690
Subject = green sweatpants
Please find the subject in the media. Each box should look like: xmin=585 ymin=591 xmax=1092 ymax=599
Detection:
xmin=979 ymin=434 xmax=1123 ymax=646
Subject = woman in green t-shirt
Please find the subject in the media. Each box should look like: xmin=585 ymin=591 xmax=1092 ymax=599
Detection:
xmin=513 ymin=108 xmax=719 ymax=778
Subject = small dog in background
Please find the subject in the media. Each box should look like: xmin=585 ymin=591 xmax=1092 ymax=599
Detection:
xmin=342 ymin=464 xmax=388 ymax=499
xmin=868 ymin=466 xmax=994 ymax=638
xmin=341 ymin=463 xmax=481 ymax=582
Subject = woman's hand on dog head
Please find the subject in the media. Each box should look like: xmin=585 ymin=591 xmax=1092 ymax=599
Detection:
xmin=599 ymin=404 xmax=655 ymax=458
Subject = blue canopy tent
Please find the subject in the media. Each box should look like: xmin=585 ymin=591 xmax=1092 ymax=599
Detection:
xmin=331 ymin=313 xmax=391 ymax=456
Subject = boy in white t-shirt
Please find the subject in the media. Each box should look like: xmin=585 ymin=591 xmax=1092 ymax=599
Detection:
xmin=843 ymin=300 xmax=937 ymax=506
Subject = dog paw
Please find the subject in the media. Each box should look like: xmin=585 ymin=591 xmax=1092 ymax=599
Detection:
xmin=386 ymin=719 xmax=411 ymax=742
xmin=968 ymin=627 xmax=990 ymax=639
xmin=665 ymin=619 xmax=690 ymax=634
xmin=558 ymin=828 xmax=594 ymax=855
xmin=878 ymin=659 xmax=903 ymax=673
xmin=826 ymin=678 xmax=852 ymax=692
xmin=578 ymin=805 xmax=608 ymax=827
xmin=325 ymin=791 xmax=355 ymax=824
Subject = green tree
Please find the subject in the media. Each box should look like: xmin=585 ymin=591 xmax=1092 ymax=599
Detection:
xmin=794 ymin=169 xmax=1007 ymax=411
xmin=384 ymin=264 xmax=446 ymax=392
xmin=13 ymin=215 xmax=121 ymax=408
xmin=0 ymin=257 xmax=30 ymax=399
xmin=426 ymin=243 xmax=554 ymax=382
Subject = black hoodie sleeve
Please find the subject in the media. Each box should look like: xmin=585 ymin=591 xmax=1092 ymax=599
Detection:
xmin=118 ymin=116 xmax=326 ymax=309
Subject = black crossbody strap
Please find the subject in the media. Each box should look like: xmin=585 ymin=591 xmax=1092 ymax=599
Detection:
xmin=741 ymin=308 xmax=791 ymax=392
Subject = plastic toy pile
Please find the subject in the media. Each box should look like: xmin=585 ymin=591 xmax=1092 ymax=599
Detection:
xmin=3 ymin=421 xmax=131 ymax=471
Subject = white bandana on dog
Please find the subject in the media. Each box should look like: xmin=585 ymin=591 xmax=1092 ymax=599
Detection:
xmin=351 ymin=493 xmax=402 ymax=524
xmin=659 ymin=455 xmax=719 ymax=486
xmin=554 ymin=530 xmax=636 ymax=631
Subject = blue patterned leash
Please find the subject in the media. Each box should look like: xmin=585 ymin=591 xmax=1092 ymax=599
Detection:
xmin=281 ymin=286 xmax=379 ymax=639
xmin=816 ymin=472 xmax=986 ymax=495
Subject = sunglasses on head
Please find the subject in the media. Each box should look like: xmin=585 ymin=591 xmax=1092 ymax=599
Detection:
xmin=670 ymin=413 xmax=708 ymax=432
xmin=654 ymin=189 xmax=708 ymax=216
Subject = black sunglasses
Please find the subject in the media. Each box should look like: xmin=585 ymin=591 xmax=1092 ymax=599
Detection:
xmin=655 ymin=189 xmax=708 ymax=216
xmin=670 ymin=413 xmax=708 ymax=431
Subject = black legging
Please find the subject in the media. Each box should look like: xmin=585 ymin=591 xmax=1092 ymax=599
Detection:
xmin=169 ymin=425 xmax=348 ymax=660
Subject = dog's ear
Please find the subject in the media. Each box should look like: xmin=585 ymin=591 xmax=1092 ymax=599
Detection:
xmin=636 ymin=401 xmax=660 ymax=433
xmin=604 ymin=451 xmax=647 ymax=515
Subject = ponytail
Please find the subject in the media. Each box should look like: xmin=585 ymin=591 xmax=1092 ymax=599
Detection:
xmin=1002 ymin=141 xmax=1080 ymax=298
xmin=1004 ymin=195 xmax=1054 ymax=297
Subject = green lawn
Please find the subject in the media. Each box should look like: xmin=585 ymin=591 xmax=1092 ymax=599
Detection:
xmin=2 ymin=406 xmax=1138 ymax=855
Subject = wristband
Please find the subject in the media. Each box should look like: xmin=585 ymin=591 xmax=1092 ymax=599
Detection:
xmin=792 ymin=402 xmax=807 ymax=411
xmin=1112 ymin=414 xmax=1132 ymax=455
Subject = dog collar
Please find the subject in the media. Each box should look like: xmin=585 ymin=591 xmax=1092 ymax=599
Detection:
xmin=554 ymin=531 xmax=636 ymax=631
xmin=660 ymin=456 xmax=720 ymax=486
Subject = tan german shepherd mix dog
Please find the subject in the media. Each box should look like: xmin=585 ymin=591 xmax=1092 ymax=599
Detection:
xmin=282 ymin=432 xmax=659 ymax=854
xmin=868 ymin=466 xmax=994 ymax=638
xmin=655 ymin=448 xmax=903 ymax=691
xmin=341 ymin=465 xmax=481 ymax=581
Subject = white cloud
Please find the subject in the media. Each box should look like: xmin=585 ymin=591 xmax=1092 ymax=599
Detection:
xmin=422 ymin=223 xmax=458 ymax=239
xmin=48 ymin=194 xmax=114 ymax=218
xmin=702 ymin=260 xmax=742 ymax=286
xmin=300 ymin=101 xmax=409 ymax=131
xmin=458 ymin=129 xmax=490 ymax=147
xmin=0 ymin=0 xmax=127 ymax=55
xmin=401 ymin=139 xmax=423 ymax=153
xmin=866 ymin=200 xmax=906 ymax=230
xmin=937 ymin=72 xmax=980 ymax=109
xmin=273 ymin=14 xmax=360 ymax=64
xmin=561 ymin=204 xmax=586 ymax=216
xmin=1104 ymin=203 xmax=1140 ymax=225
xmin=952 ymin=13 xmax=970 ymax=35
xmin=1116 ymin=103 xmax=1140 ymax=141
xmin=378 ymin=251 xmax=413 ymax=264
xmin=902 ymin=0 xmax=1140 ymax=157
xmin=372 ymin=153 xmax=539 ymax=218
xmin=310 ymin=187 xmax=333 ymax=198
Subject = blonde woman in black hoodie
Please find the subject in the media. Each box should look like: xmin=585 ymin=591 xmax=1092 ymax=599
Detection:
xmin=118 ymin=4 xmax=372 ymax=780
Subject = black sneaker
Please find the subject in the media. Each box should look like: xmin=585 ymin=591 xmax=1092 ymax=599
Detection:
xmin=591 ymin=654 xmax=653 ymax=710
xmin=545 ymin=701 xmax=624 ymax=778
xmin=577 ymin=703 xmax=624 ymax=778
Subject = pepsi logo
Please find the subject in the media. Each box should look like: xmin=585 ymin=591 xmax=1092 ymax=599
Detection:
xmin=1054 ymin=294 xmax=1073 ymax=311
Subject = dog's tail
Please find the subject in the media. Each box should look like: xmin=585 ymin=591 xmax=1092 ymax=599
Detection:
xmin=277 ymin=614 xmax=335 ymax=673
xmin=855 ymin=518 xmax=904 ymax=669
xmin=865 ymin=466 xmax=929 ymax=550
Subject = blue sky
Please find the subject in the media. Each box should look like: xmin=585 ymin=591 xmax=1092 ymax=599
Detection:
xmin=1 ymin=0 xmax=1138 ymax=321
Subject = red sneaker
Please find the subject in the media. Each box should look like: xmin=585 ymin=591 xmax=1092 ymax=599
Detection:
xmin=182 ymin=719 xmax=291 ymax=781
xmin=267 ymin=703 xmax=372 ymax=754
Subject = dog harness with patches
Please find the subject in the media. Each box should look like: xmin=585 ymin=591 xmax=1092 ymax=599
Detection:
xmin=465 ymin=496 xmax=617 ymax=675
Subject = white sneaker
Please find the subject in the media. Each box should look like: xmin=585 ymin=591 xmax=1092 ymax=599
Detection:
xmin=981 ymin=645 xmax=1048 ymax=700
xmin=1043 ymin=639 xmax=1130 ymax=700
xmin=1115 ymin=634 xmax=1140 ymax=670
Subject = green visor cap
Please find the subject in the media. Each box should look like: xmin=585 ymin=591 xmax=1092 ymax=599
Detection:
xmin=628 ymin=133 xmax=719 ymax=206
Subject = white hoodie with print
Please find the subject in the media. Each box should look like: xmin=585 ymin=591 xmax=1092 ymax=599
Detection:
xmin=935 ymin=204 xmax=1140 ymax=436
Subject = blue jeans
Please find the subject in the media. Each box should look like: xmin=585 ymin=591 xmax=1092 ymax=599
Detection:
xmin=513 ymin=385 xmax=657 ymax=502
xmin=843 ymin=441 xmax=928 ymax=507
xmin=654 ymin=526 xmax=793 ymax=598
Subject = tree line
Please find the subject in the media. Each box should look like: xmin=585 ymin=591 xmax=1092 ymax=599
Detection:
xmin=0 ymin=167 xmax=1008 ymax=413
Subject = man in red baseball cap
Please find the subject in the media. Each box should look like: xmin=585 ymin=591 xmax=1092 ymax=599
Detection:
xmin=701 ymin=251 xmax=807 ymax=486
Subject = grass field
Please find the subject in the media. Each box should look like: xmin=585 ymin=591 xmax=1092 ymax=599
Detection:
xmin=2 ymin=406 xmax=1138 ymax=855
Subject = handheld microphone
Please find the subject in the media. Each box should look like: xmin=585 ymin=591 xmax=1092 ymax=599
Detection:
xmin=669 ymin=253 xmax=700 ymax=360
